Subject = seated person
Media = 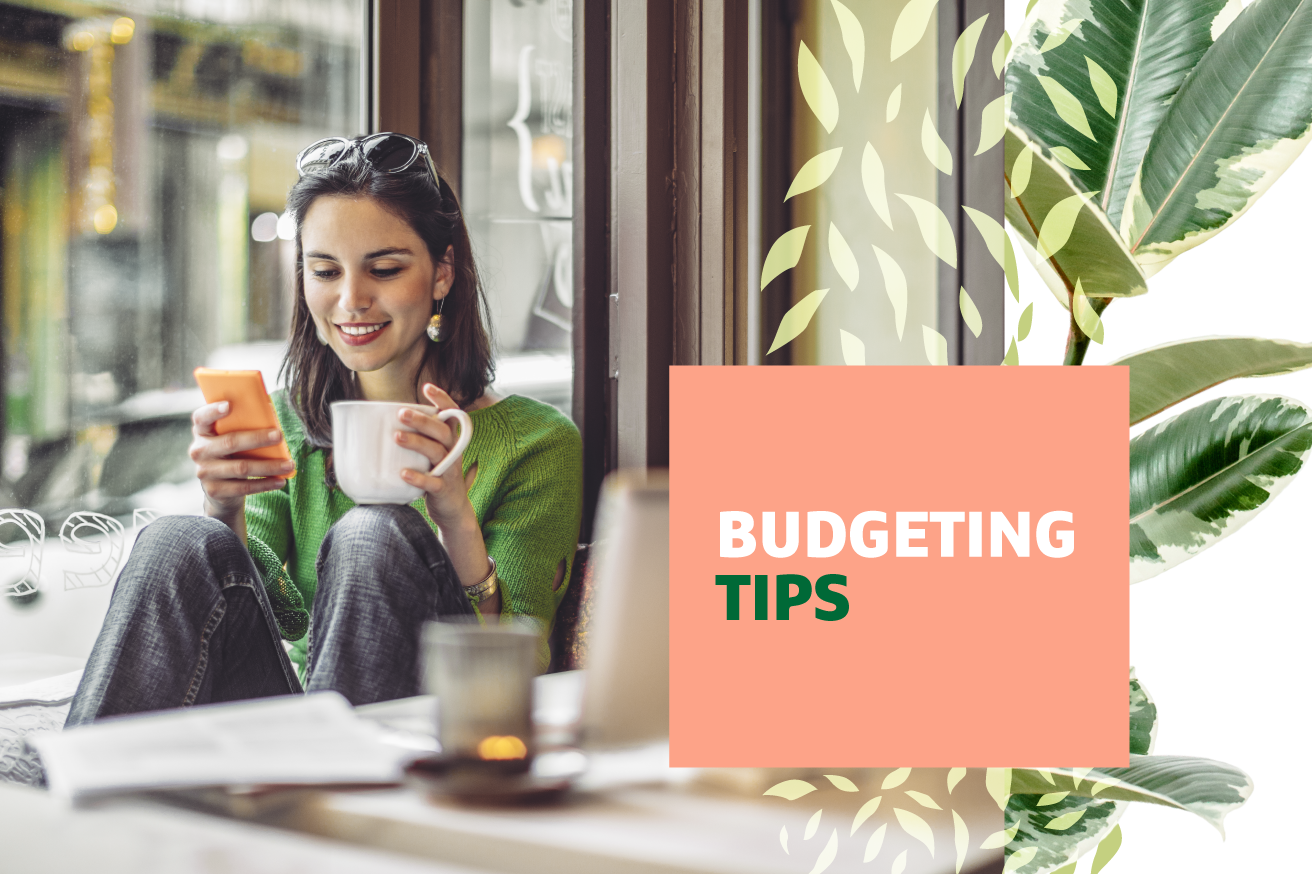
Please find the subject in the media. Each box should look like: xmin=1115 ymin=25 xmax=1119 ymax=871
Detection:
xmin=66 ymin=134 xmax=582 ymax=725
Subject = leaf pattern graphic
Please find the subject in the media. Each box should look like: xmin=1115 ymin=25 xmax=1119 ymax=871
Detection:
xmin=1086 ymin=56 xmax=1117 ymax=118
xmin=947 ymin=768 xmax=967 ymax=794
xmin=1073 ymin=281 xmax=1104 ymax=344
xmin=825 ymin=774 xmax=859 ymax=792
xmin=1038 ymin=791 xmax=1070 ymax=807
xmin=839 ymin=329 xmax=866 ymax=365
xmin=953 ymin=811 xmax=969 ymax=874
xmin=828 ymin=223 xmax=860 ymax=290
xmin=977 ymin=93 xmax=1009 ymax=155
xmin=923 ymin=326 xmax=948 ymax=365
xmin=1018 ymin=302 xmax=1033 ymax=341
xmin=882 ymin=767 xmax=912 ymax=790
xmin=1005 ymin=233 xmax=1019 ymax=301
xmin=864 ymin=824 xmax=888 ymax=862
xmin=1090 ymin=824 xmax=1122 ymax=873
xmin=805 ymin=808 xmax=823 ymax=840
xmin=1036 ymin=189 xmax=1097 ymax=260
xmin=891 ymin=0 xmax=941 ymax=61
xmin=906 ymin=789 xmax=943 ymax=808
xmin=851 ymin=795 xmax=882 ymax=834
xmin=894 ymin=808 xmax=936 ymax=856
xmin=760 ymin=226 xmax=810 ymax=290
xmin=780 ymin=826 xmax=789 ymax=854
xmin=1049 ymin=146 xmax=1090 ymax=171
xmin=922 ymin=110 xmax=954 ymax=174
xmin=1070 ymin=767 xmax=1094 ymax=789
xmin=768 ymin=289 xmax=829 ymax=354
xmin=1003 ymin=336 xmax=1019 ymax=365
xmin=980 ymin=825 xmax=1020 ymax=849
xmin=871 ymin=246 xmax=907 ymax=340
xmin=962 ymin=206 xmax=1006 ymax=270
xmin=952 ymin=14 xmax=989 ymax=107
xmin=798 ymin=42 xmax=839 ymax=133
xmin=896 ymin=194 xmax=957 ymax=267
xmin=808 ymin=830 xmax=839 ymax=874
xmin=786 ymin=148 xmax=844 ymax=201
xmin=1009 ymin=141 xmax=1036 ymax=198
xmin=1003 ymin=846 xmax=1037 ymax=874
xmin=992 ymin=31 xmax=1011 ymax=77
xmin=765 ymin=778 xmax=818 ymax=800
xmin=1039 ymin=19 xmax=1082 ymax=53
xmin=1044 ymin=809 xmax=1087 ymax=832
xmin=959 ymin=287 xmax=982 ymax=338
xmin=892 ymin=850 xmax=909 ymax=874
xmin=986 ymin=768 xmax=1012 ymax=809
xmin=887 ymin=84 xmax=902 ymax=121
xmin=830 ymin=0 xmax=864 ymax=91
xmin=1038 ymin=75 xmax=1096 ymax=141
xmin=862 ymin=144 xmax=894 ymax=229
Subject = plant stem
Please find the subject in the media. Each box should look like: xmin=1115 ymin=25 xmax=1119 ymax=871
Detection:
xmin=1062 ymin=297 xmax=1112 ymax=366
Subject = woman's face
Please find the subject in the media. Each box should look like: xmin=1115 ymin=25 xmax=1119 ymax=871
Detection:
xmin=300 ymin=195 xmax=452 ymax=383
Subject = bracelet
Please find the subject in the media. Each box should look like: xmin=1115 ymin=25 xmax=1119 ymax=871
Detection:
xmin=464 ymin=556 xmax=499 ymax=603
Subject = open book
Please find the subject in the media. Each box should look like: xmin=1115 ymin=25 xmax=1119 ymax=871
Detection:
xmin=30 ymin=692 xmax=418 ymax=803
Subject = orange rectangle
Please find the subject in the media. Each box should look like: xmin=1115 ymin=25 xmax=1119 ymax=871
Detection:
xmin=669 ymin=366 xmax=1129 ymax=767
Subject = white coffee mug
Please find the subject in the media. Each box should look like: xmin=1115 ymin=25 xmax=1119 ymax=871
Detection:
xmin=331 ymin=401 xmax=474 ymax=505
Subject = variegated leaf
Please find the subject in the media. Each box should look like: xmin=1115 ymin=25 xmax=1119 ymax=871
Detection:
xmin=1129 ymin=668 xmax=1157 ymax=756
xmin=1125 ymin=0 xmax=1312 ymax=274
xmin=1116 ymin=337 xmax=1312 ymax=425
xmin=1008 ymin=0 xmax=1228 ymax=229
xmin=1130 ymin=395 xmax=1312 ymax=582
xmin=1005 ymin=793 xmax=1123 ymax=874
xmin=1004 ymin=124 xmax=1147 ymax=300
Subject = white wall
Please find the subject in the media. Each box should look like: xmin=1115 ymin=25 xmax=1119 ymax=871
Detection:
xmin=1004 ymin=1 xmax=1312 ymax=871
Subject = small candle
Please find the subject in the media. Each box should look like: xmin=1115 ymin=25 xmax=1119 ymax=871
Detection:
xmin=424 ymin=621 xmax=538 ymax=765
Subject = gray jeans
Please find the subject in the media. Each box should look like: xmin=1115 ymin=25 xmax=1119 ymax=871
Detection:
xmin=65 ymin=505 xmax=474 ymax=727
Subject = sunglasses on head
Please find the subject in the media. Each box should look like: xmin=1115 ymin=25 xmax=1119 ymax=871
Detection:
xmin=295 ymin=133 xmax=442 ymax=191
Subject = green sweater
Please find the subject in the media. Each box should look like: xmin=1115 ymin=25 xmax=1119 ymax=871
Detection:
xmin=246 ymin=392 xmax=583 ymax=676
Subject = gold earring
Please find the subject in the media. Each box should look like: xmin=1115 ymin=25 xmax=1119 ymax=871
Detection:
xmin=427 ymin=296 xmax=446 ymax=342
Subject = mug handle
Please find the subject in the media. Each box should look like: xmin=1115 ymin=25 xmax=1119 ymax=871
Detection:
xmin=428 ymin=408 xmax=473 ymax=478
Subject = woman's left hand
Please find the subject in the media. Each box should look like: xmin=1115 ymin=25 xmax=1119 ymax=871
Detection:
xmin=397 ymin=383 xmax=472 ymax=527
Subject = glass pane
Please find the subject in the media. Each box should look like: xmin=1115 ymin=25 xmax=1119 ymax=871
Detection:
xmin=462 ymin=0 xmax=573 ymax=414
xmin=0 ymin=2 xmax=362 ymax=628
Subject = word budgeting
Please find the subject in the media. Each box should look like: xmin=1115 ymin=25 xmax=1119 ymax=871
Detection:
xmin=719 ymin=510 xmax=1075 ymax=559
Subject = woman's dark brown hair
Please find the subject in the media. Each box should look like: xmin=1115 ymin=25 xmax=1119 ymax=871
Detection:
xmin=280 ymin=140 xmax=494 ymax=461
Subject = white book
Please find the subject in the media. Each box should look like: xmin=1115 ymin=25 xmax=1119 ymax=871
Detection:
xmin=30 ymin=692 xmax=415 ymax=803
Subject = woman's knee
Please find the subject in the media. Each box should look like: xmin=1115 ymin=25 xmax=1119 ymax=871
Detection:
xmin=323 ymin=504 xmax=429 ymax=553
xmin=120 ymin=515 xmax=246 ymax=599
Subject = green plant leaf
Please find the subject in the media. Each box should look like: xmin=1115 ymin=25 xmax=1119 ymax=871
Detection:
xmin=1007 ymin=0 xmax=1228 ymax=230
xmin=1010 ymin=756 xmax=1252 ymax=835
xmin=891 ymin=0 xmax=941 ymax=61
xmin=887 ymin=84 xmax=902 ymax=121
xmin=872 ymin=246 xmax=908 ymax=340
xmin=953 ymin=14 xmax=989 ymax=107
xmin=1129 ymin=668 xmax=1158 ymax=757
xmin=768 ymin=289 xmax=830 ymax=354
xmin=1115 ymin=337 xmax=1312 ymax=425
xmin=1130 ymin=394 xmax=1312 ymax=582
xmin=1073 ymin=285 xmax=1104 ymax=344
xmin=922 ymin=110 xmax=954 ymax=174
xmin=959 ymin=287 xmax=982 ymax=338
xmin=798 ymin=41 xmax=839 ymax=133
xmin=828 ymin=223 xmax=860 ymax=290
xmin=830 ymin=0 xmax=865 ymax=90
xmin=1125 ymin=0 xmax=1312 ymax=274
xmin=761 ymin=225 xmax=810 ymax=290
xmin=862 ymin=144 xmax=894 ymax=229
xmin=839 ymin=329 xmax=866 ymax=365
xmin=786 ymin=148 xmax=844 ymax=201
xmin=896 ymin=193 xmax=957 ymax=267
xmin=1038 ymin=76 xmax=1095 ymax=140
xmin=993 ymin=31 xmax=1012 ymax=77
xmin=1004 ymin=124 xmax=1147 ymax=300
xmin=1005 ymin=793 xmax=1122 ymax=874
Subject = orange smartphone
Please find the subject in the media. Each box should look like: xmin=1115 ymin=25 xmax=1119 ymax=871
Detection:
xmin=193 ymin=367 xmax=295 ymax=477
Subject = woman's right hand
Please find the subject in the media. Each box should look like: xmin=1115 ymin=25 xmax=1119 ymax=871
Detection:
xmin=190 ymin=401 xmax=295 ymax=523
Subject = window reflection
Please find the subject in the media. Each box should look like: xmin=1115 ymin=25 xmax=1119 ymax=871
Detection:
xmin=463 ymin=0 xmax=573 ymax=413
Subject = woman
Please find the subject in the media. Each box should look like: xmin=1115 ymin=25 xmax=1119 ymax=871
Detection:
xmin=66 ymin=134 xmax=582 ymax=725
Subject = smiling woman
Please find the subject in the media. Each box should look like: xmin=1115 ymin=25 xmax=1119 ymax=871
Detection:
xmin=63 ymin=135 xmax=583 ymax=726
